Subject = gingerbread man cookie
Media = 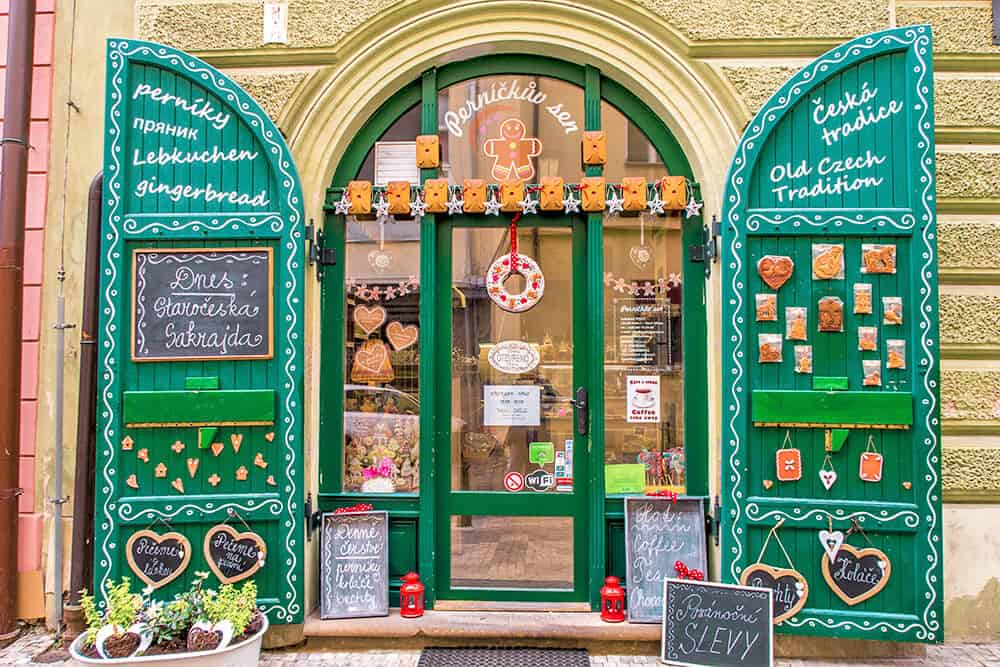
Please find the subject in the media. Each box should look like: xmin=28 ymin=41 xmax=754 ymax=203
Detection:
xmin=483 ymin=118 xmax=543 ymax=181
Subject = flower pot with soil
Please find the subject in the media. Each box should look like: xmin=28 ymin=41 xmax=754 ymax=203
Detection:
xmin=70 ymin=573 xmax=267 ymax=666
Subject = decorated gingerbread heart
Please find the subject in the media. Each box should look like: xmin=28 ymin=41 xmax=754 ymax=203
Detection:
xmin=354 ymin=305 xmax=387 ymax=337
xmin=757 ymin=255 xmax=794 ymax=291
xmin=386 ymin=321 xmax=418 ymax=351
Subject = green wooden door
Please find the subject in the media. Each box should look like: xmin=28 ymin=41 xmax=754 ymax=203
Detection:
xmin=96 ymin=40 xmax=305 ymax=623
xmin=721 ymin=26 xmax=943 ymax=642
xmin=435 ymin=215 xmax=591 ymax=603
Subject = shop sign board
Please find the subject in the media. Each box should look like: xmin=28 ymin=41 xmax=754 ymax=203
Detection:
xmin=488 ymin=340 xmax=540 ymax=375
xmin=721 ymin=27 xmax=942 ymax=642
xmin=483 ymin=385 xmax=541 ymax=426
xmin=624 ymin=497 xmax=708 ymax=623
xmin=319 ymin=512 xmax=390 ymax=619
xmin=132 ymin=248 xmax=273 ymax=361
xmin=626 ymin=375 xmax=660 ymax=423
xmin=661 ymin=579 xmax=773 ymax=667
xmin=98 ymin=39 xmax=304 ymax=624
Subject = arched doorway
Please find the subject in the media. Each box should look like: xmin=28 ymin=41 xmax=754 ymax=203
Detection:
xmin=318 ymin=52 xmax=707 ymax=609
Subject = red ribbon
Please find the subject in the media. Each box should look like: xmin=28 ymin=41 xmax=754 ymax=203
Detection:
xmin=510 ymin=212 xmax=521 ymax=268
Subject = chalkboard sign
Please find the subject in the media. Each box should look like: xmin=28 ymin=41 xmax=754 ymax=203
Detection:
xmin=661 ymin=579 xmax=773 ymax=667
xmin=132 ymin=248 xmax=273 ymax=361
xmin=320 ymin=511 xmax=389 ymax=619
xmin=624 ymin=496 xmax=708 ymax=623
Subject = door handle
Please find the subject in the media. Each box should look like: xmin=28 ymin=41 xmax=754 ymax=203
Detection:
xmin=571 ymin=386 xmax=588 ymax=436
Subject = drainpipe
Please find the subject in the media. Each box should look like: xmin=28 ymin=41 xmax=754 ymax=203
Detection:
xmin=63 ymin=174 xmax=101 ymax=641
xmin=0 ymin=0 xmax=36 ymax=640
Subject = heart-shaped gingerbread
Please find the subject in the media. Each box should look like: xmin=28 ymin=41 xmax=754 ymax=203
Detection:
xmin=230 ymin=433 xmax=243 ymax=454
xmin=265 ymin=432 xmax=275 ymax=442
xmin=211 ymin=442 xmax=225 ymax=457
xmin=171 ymin=478 xmax=185 ymax=494
xmin=386 ymin=321 xmax=419 ymax=351
xmin=757 ymin=255 xmax=794 ymax=291
xmin=354 ymin=305 xmax=387 ymax=336
xmin=351 ymin=340 xmax=394 ymax=383
xmin=740 ymin=562 xmax=809 ymax=624
xmin=187 ymin=458 xmax=199 ymax=478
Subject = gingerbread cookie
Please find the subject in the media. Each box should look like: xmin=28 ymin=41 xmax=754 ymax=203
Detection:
xmin=756 ymin=294 xmax=777 ymax=321
xmin=818 ymin=296 xmax=844 ymax=332
xmin=862 ymin=244 xmax=896 ymax=274
xmin=757 ymin=255 xmax=794 ymax=291
xmin=812 ymin=244 xmax=844 ymax=280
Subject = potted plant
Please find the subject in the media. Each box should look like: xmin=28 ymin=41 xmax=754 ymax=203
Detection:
xmin=70 ymin=573 xmax=268 ymax=666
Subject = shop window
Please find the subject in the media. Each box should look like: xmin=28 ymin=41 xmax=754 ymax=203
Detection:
xmin=601 ymin=104 xmax=686 ymax=494
xmin=436 ymin=76 xmax=586 ymax=184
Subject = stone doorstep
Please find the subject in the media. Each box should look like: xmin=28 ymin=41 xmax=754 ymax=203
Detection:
xmin=302 ymin=610 xmax=927 ymax=658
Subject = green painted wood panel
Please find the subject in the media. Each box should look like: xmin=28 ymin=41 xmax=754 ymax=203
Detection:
xmin=751 ymin=390 xmax=912 ymax=425
xmin=722 ymin=27 xmax=942 ymax=643
xmin=123 ymin=389 xmax=275 ymax=424
xmin=98 ymin=40 xmax=305 ymax=624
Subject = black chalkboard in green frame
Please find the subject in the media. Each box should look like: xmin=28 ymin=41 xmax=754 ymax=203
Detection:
xmin=97 ymin=39 xmax=305 ymax=625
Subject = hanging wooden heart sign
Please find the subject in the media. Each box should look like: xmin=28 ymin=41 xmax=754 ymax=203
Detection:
xmin=822 ymin=543 xmax=891 ymax=606
xmin=354 ymin=305 xmax=387 ymax=337
xmin=204 ymin=524 xmax=267 ymax=584
xmin=385 ymin=321 xmax=418 ymax=351
xmin=125 ymin=530 xmax=191 ymax=590
xmin=740 ymin=563 xmax=809 ymax=624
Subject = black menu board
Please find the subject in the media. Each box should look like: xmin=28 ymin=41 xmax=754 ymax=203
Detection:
xmin=320 ymin=511 xmax=389 ymax=619
xmin=624 ymin=496 xmax=708 ymax=623
xmin=132 ymin=248 xmax=273 ymax=361
xmin=662 ymin=579 xmax=773 ymax=667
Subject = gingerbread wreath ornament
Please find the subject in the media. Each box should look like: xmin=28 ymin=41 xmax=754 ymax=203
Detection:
xmin=487 ymin=212 xmax=545 ymax=313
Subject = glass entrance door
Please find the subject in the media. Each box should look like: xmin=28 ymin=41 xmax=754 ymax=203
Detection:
xmin=436 ymin=215 xmax=589 ymax=602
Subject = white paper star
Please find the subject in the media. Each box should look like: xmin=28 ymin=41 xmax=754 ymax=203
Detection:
xmin=409 ymin=197 xmax=427 ymax=218
xmin=562 ymin=194 xmax=580 ymax=213
xmin=373 ymin=195 xmax=390 ymax=221
xmin=647 ymin=193 xmax=665 ymax=215
xmin=333 ymin=193 xmax=351 ymax=215
xmin=606 ymin=194 xmax=624 ymax=215
xmin=684 ymin=197 xmax=703 ymax=218
xmin=446 ymin=193 xmax=465 ymax=215
xmin=484 ymin=194 xmax=502 ymax=216
xmin=519 ymin=195 xmax=538 ymax=214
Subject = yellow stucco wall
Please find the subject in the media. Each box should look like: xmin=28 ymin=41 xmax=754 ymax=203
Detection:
xmin=37 ymin=0 xmax=1000 ymax=640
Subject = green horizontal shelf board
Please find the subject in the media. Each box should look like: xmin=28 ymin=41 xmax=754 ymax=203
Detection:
xmin=813 ymin=376 xmax=849 ymax=391
xmin=123 ymin=390 xmax=275 ymax=424
xmin=752 ymin=390 xmax=913 ymax=426
xmin=184 ymin=376 xmax=220 ymax=390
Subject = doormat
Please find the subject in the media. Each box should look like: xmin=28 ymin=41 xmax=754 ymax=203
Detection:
xmin=418 ymin=647 xmax=589 ymax=667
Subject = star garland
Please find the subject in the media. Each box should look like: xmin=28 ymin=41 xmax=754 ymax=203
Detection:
xmin=603 ymin=271 xmax=682 ymax=297
xmin=346 ymin=276 xmax=420 ymax=302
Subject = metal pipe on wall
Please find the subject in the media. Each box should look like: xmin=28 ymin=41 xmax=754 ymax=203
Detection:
xmin=0 ymin=0 xmax=37 ymax=639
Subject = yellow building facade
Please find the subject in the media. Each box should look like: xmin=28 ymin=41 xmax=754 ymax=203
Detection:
xmin=36 ymin=0 xmax=1000 ymax=644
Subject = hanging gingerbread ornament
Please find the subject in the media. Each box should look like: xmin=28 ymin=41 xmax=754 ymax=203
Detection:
xmin=819 ymin=454 xmax=838 ymax=491
xmin=487 ymin=213 xmax=545 ymax=313
xmin=775 ymin=431 xmax=802 ymax=482
xmin=859 ymin=435 xmax=884 ymax=482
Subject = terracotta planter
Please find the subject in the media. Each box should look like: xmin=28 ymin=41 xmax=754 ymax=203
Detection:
xmin=69 ymin=615 xmax=268 ymax=666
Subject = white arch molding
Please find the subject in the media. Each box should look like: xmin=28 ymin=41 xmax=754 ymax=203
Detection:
xmin=284 ymin=0 xmax=739 ymax=598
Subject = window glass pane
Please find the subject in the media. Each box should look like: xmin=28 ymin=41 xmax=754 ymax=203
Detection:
xmin=450 ymin=516 xmax=573 ymax=590
xmin=450 ymin=227 xmax=576 ymax=493
xmin=437 ymin=76 xmax=585 ymax=184
xmin=601 ymin=102 xmax=686 ymax=494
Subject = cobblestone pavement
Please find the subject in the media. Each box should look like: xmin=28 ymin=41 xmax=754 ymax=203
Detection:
xmin=5 ymin=626 xmax=1000 ymax=665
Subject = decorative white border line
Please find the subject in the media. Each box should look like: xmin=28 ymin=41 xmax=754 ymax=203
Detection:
xmin=744 ymin=504 xmax=920 ymax=529
xmin=722 ymin=26 xmax=940 ymax=640
xmin=746 ymin=213 xmax=916 ymax=232
xmin=99 ymin=40 xmax=304 ymax=622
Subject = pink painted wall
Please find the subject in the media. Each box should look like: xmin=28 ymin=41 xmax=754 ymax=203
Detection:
xmin=0 ymin=0 xmax=57 ymax=575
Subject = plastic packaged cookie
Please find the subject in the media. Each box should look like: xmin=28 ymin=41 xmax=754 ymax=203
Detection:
xmin=861 ymin=243 xmax=897 ymax=274
xmin=854 ymin=283 xmax=873 ymax=314
xmin=818 ymin=296 xmax=844 ymax=332
xmin=785 ymin=307 xmax=808 ymax=341
xmin=858 ymin=326 xmax=878 ymax=351
xmin=759 ymin=333 xmax=782 ymax=363
xmin=812 ymin=243 xmax=844 ymax=280
xmin=863 ymin=359 xmax=882 ymax=387
xmin=755 ymin=293 xmax=777 ymax=322
xmin=794 ymin=345 xmax=813 ymax=374
xmin=883 ymin=296 xmax=903 ymax=325
xmin=887 ymin=339 xmax=906 ymax=369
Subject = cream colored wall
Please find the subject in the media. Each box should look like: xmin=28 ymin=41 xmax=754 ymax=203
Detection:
xmin=36 ymin=0 xmax=1000 ymax=639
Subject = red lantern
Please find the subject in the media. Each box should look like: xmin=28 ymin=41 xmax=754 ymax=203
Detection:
xmin=600 ymin=575 xmax=625 ymax=623
xmin=399 ymin=572 xmax=425 ymax=618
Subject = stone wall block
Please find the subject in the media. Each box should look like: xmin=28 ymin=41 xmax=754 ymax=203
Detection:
xmin=227 ymin=71 xmax=309 ymax=122
xmin=897 ymin=5 xmax=1000 ymax=54
xmin=941 ymin=369 xmax=1000 ymax=422
xmin=940 ymin=293 xmax=1000 ymax=346
xmin=938 ymin=221 xmax=1000 ymax=271
xmin=942 ymin=447 xmax=1000 ymax=494
xmin=935 ymin=79 xmax=1000 ymax=128
xmin=936 ymin=152 xmax=1000 ymax=200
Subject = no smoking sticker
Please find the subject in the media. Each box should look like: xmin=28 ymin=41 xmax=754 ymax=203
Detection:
xmin=504 ymin=471 xmax=525 ymax=492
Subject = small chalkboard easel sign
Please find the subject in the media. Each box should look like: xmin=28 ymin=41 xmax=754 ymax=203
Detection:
xmin=320 ymin=511 xmax=389 ymax=619
xmin=661 ymin=578 xmax=773 ymax=667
